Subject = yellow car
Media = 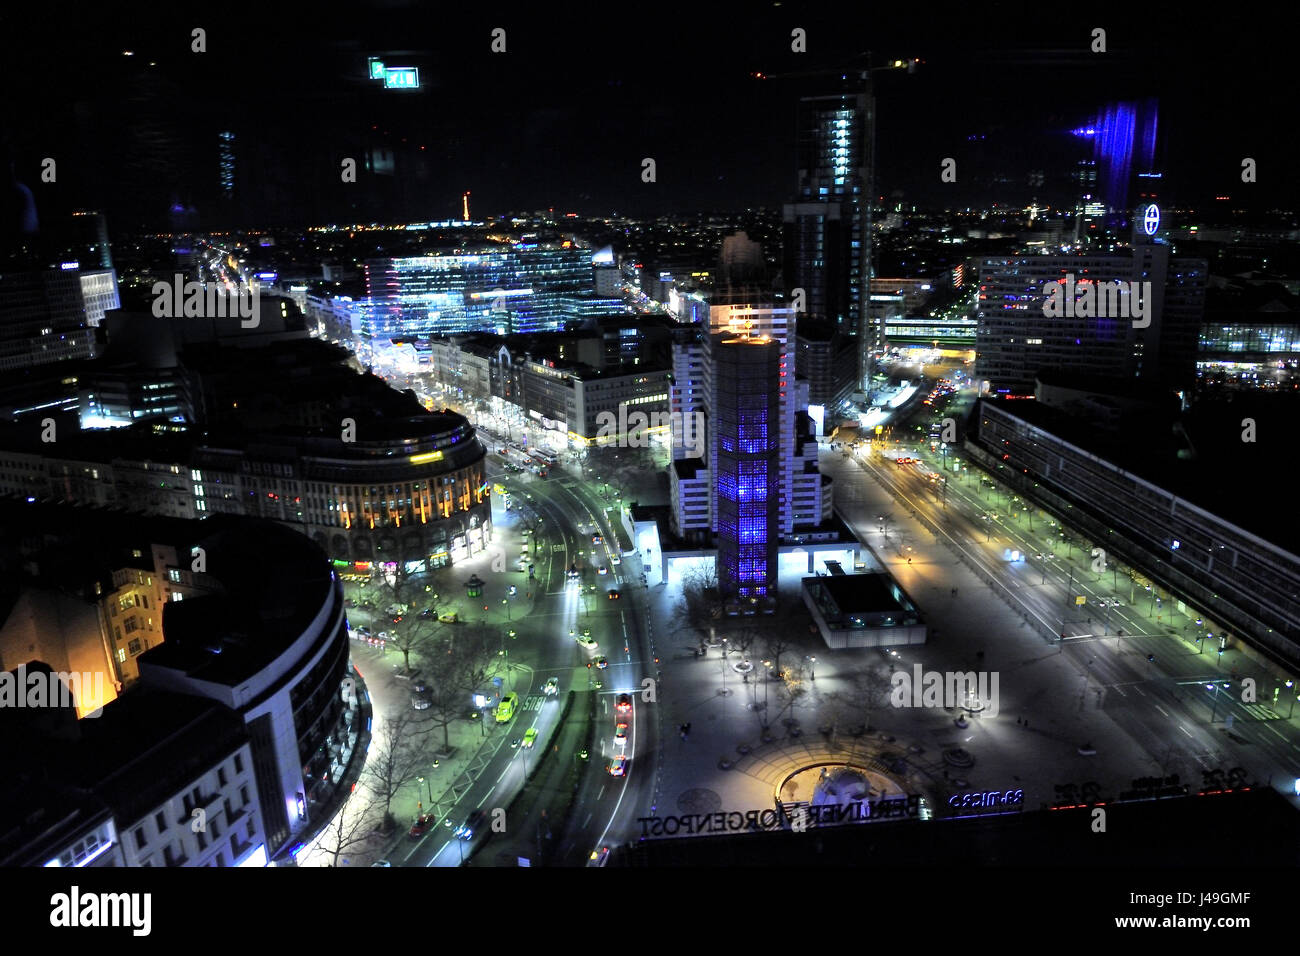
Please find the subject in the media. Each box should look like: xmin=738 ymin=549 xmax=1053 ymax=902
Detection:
xmin=496 ymin=692 xmax=519 ymax=723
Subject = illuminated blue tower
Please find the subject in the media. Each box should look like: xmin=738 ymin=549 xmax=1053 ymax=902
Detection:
xmin=712 ymin=332 xmax=781 ymax=602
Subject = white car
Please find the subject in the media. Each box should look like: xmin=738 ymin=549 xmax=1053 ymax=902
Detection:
xmin=575 ymin=636 xmax=597 ymax=649
xmin=543 ymin=677 xmax=559 ymax=695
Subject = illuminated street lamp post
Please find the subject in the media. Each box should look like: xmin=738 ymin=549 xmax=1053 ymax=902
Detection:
xmin=1207 ymin=681 xmax=1230 ymax=723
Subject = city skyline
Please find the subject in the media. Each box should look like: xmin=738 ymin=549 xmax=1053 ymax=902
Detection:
xmin=1 ymin=2 xmax=1299 ymax=928
xmin=2 ymin=3 xmax=1293 ymax=234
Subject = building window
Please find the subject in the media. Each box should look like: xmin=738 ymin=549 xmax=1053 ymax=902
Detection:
xmin=134 ymin=827 xmax=147 ymax=850
xmin=154 ymin=811 xmax=166 ymax=833
xmin=234 ymin=753 xmax=244 ymax=774
xmin=128 ymin=638 xmax=142 ymax=655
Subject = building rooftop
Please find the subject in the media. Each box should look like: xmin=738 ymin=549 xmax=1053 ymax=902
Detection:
xmin=142 ymin=518 xmax=333 ymax=687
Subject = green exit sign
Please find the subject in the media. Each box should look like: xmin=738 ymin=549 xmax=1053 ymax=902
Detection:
xmin=368 ymin=57 xmax=385 ymax=79
xmin=384 ymin=67 xmax=419 ymax=89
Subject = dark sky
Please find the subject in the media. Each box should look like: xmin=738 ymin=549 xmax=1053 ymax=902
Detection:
xmin=2 ymin=1 xmax=1295 ymax=230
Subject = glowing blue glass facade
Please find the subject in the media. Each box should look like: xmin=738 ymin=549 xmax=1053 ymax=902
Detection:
xmin=360 ymin=247 xmax=623 ymax=341
xmin=713 ymin=335 xmax=780 ymax=600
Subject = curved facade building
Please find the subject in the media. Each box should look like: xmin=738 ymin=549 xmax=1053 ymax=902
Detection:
xmin=194 ymin=409 xmax=492 ymax=570
xmin=137 ymin=517 xmax=357 ymax=859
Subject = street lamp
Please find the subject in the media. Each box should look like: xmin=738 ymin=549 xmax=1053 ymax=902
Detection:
xmin=1207 ymin=681 xmax=1230 ymax=723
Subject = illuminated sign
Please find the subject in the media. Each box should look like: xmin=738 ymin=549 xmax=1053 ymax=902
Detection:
xmin=948 ymin=789 xmax=1023 ymax=811
xmin=1141 ymin=203 xmax=1161 ymax=235
xmin=408 ymin=451 xmax=444 ymax=465
xmin=469 ymin=288 xmax=532 ymax=300
xmin=637 ymin=795 xmax=921 ymax=837
xmin=368 ymin=57 xmax=385 ymax=79
xmin=384 ymin=67 xmax=419 ymax=89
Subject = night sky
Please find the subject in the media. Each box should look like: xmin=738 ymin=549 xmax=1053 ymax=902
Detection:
xmin=2 ymin=1 xmax=1294 ymax=230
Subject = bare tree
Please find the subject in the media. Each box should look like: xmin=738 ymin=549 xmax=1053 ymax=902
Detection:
xmin=312 ymin=795 xmax=380 ymax=867
xmin=679 ymin=562 xmax=721 ymax=633
xmin=728 ymin=625 xmax=762 ymax=662
xmin=763 ymin=631 xmax=794 ymax=678
xmin=361 ymin=710 xmax=431 ymax=832
xmin=773 ymin=658 xmax=810 ymax=726
xmin=850 ymin=662 xmax=896 ymax=733
xmin=385 ymin=614 xmax=441 ymax=677
xmin=419 ymin=624 xmax=498 ymax=753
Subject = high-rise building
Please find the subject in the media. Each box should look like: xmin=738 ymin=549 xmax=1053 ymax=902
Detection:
xmin=0 ymin=267 xmax=97 ymax=372
xmin=1070 ymin=99 xmax=1161 ymax=243
xmin=782 ymin=71 xmax=875 ymax=394
xmin=975 ymin=213 xmax=1207 ymax=396
xmin=360 ymin=244 xmax=624 ymax=347
xmin=712 ymin=332 xmax=781 ymax=601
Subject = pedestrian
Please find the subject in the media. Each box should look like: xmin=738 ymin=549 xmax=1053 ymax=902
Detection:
xmin=1024 ymin=718 xmax=1029 ymax=729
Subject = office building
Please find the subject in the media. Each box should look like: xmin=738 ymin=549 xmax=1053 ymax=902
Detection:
xmin=360 ymin=243 xmax=625 ymax=346
xmin=783 ymin=72 xmax=875 ymax=393
xmin=975 ymin=229 xmax=1207 ymax=396
xmin=712 ymin=332 xmax=782 ymax=601
xmin=0 ymin=268 xmax=98 ymax=372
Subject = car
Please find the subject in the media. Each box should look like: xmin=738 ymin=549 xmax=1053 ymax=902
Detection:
xmin=610 ymin=555 xmax=621 ymax=565
xmin=418 ymin=608 xmax=434 ymax=620
xmin=575 ymin=635 xmax=597 ymax=649
xmin=586 ymin=846 xmax=610 ymax=867
xmin=344 ymin=598 xmax=358 ymax=608
xmin=408 ymin=814 xmax=433 ymax=838
xmin=608 ymin=755 xmax=628 ymax=777
xmin=607 ymin=589 xmax=620 ymax=600
xmin=377 ymin=631 xmax=389 ymax=641
xmin=411 ymin=682 xmax=432 ymax=711
xmin=507 ymin=584 xmax=517 ymax=596
xmin=592 ymin=534 xmax=603 ymax=544
xmin=613 ymin=729 xmax=627 ymax=749
xmin=597 ymin=565 xmax=608 ymax=575
xmin=616 ymin=693 xmax=631 ymax=713
xmin=496 ymin=692 xmax=519 ymax=722
xmin=616 ymin=716 xmax=628 ymax=732
xmin=438 ymin=612 xmax=459 ymax=624
xmin=522 ymin=727 xmax=538 ymax=749
xmin=371 ymin=860 xmax=392 ymax=867
xmin=543 ymin=677 xmax=559 ymax=695
xmin=594 ymin=657 xmax=609 ymax=670
xmin=455 ymin=810 xmax=486 ymax=840
xmin=355 ymin=625 xmax=372 ymax=637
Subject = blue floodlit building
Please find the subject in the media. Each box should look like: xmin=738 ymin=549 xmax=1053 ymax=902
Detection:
xmin=712 ymin=332 xmax=781 ymax=601
xmin=359 ymin=244 xmax=624 ymax=345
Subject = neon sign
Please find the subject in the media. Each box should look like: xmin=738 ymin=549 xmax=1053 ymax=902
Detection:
xmin=948 ymin=789 xmax=1023 ymax=810
xmin=1141 ymin=204 xmax=1161 ymax=235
